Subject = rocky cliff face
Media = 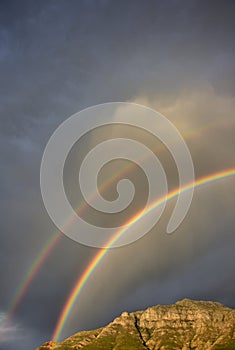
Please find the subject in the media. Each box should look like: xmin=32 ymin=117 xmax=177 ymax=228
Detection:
xmin=37 ymin=299 xmax=235 ymax=349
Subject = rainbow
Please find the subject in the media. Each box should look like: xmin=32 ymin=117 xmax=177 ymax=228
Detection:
xmin=2 ymin=117 xmax=233 ymax=333
xmin=0 ymin=233 xmax=61 ymax=340
xmin=0 ymin=148 xmax=138 ymax=340
xmin=52 ymin=167 xmax=235 ymax=342
xmin=0 ymin=157 xmax=136 ymax=340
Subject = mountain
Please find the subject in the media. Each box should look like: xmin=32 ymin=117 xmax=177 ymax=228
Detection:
xmin=37 ymin=299 xmax=235 ymax=349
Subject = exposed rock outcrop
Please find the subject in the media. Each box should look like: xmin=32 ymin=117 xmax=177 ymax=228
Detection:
xmin=37 ymin=299 xmax=235 ymax=349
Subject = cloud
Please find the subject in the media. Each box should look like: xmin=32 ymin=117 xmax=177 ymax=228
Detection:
xmin=0 ymin=0 xmax=235 ymax=348
xmin=0 ymin=312 xmax=20 ymax=343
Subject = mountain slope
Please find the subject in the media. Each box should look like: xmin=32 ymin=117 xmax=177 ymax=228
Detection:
xmin=37 ymin=299 xmax=235 ymax=350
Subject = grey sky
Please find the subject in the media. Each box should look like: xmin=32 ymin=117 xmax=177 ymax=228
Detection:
xmin=0 ymin=1 xmax=235 ymax=348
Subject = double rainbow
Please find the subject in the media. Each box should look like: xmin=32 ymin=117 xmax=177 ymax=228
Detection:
xmin=52 ymin=167 xmax=235 ymax=341
xmin=2 ymin=117 xmax=234 ymax=336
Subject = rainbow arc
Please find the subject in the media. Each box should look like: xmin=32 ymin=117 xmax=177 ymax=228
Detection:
xmin=52 ymin=167 xmax=235 ymax=342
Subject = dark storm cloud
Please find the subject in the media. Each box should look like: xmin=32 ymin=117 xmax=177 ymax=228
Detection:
xmin=0 ymin=0 xmax=235 ymax=348
xmin=1 ymin=0 xmax=235 ymax=136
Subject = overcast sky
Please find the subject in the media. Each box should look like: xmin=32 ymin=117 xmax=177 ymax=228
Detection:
xmin=0 ymin=1 xmax=235 ymax=349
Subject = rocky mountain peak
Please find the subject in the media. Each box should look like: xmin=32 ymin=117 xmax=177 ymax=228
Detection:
xmin=37 ymin=299 xmax=235 ymax=349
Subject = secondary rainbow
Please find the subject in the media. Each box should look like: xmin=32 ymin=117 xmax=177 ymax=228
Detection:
xmin=0 ymin=233 xmax=61 ymax=340
xmin=52 ymin=167 xmax=235 ymax=342
xmin=0 ymin=154 xmax=136 ymax=341
xmin=3 ymin=117 xmax=233 ymax=333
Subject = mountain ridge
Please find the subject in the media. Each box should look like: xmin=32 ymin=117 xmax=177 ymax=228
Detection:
xmin=37 ymin=299 xmax=235 ymax=349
